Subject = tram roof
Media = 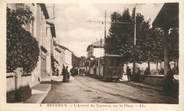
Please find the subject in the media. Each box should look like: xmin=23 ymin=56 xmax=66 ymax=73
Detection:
xmin=104 ymin=54 xmax=123 ymax=57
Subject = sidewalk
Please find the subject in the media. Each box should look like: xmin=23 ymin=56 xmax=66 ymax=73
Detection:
xmin=121 ymin=81 xmax=163 ymax=92
xmin=25 ymin=83 xmax=51 ymax=103
xmin=119 ymin=75 xmax=163 ymax=92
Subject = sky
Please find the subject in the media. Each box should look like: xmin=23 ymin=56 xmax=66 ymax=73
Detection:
xmin=52 ymin=3 xmax=163 ymax=57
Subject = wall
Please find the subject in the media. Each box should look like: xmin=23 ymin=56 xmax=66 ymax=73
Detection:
xmin=7 ymin=68 xmax=32 ymax=103
xmin=45 ymin=23 xmax=52 ymax=74
xmin=142 ymin=75 xmax=164 ymax=86
xmin=65 ymin=50 xmax=72 ymax=70
xmin=87 ymin=46 xmax=94 ymax=57
xmin=93 ymin=48 xmax=104 ymax=58
xmin=32 ymin=4 xmax=52 ymax=82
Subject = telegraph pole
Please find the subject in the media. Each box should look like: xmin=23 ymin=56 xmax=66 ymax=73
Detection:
xmin=132 ymin=7 xmax=136 ymax=76
xmin=104 ymin=10 xmax=107 ymax=56
xmin=133 ymin=7 xmax=136 ymax=46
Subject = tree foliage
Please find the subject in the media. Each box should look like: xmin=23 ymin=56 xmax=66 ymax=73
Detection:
xmin=106 ymin=8 xmax=179 ymax=64
xmin=7 ymin=8 xmax=39 ymax=73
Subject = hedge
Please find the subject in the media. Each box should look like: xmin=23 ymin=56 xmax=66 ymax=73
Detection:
xmin=7 ymin=8 xmax=39 ymax=73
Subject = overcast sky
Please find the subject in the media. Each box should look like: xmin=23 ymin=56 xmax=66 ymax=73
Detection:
xmin=53 ymin=3 xmax=163 ymax=57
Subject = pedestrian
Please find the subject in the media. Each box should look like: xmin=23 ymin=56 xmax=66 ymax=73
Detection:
xmin=62 ymin=65 xmax=67 ymax=82
xmin=159 ymin=68 xmax=164 ymax=75
xmin=70 ymin=67 xmax=76 ymax=76
xmin=163 ymin=65 xmax=175 ymax=95
xmin=126 ymin=66 xmax=131 ymax=81
xmin=136 ymin=67 xmax=141 ymax=82
xmin=144 ymin=67 xmax=150 ymax=75
xmin=65 ymin=66 xmax=70 ymax=81
xmin=79 ymin=69 xmax=82 ymax=76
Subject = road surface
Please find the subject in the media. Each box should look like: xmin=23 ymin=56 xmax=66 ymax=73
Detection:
xmin=42 ymin=76 xmax=178 ymax=103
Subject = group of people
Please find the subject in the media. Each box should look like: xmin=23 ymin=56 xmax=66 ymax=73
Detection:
xmin=62 ymin=65 xmax=70 ymax=82
xmin=126 ymin=66 xmax=142 ymax=81
xmin=62 ymin=65 xmax=80 ymax=82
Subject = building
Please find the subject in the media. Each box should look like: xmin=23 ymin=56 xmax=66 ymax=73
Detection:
xmin=52 ymin=40 xmax=65 ymax=75
xmin=7 ymin=3 xmax=56 ymax=102
xmin=152 ymin=3 xmax=179 ymax=75
xmin=86 ymin=39 xmax=105 ymax=76
xmin=87 ymin=39 xmax=105 ymax=58
xmin=53 ymin=41 xmax=74 ymax=75
xmin=31 ymin=3 xmax=56 ymax=84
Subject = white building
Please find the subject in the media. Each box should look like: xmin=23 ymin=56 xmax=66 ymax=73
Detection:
xmin=53 ymin=41 xmax=73 ymax=75
xmin=87 ymin=39 xmax=104 ymax=58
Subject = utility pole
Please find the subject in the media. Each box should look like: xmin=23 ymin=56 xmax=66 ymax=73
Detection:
xmin=104 ymin=10 xmax=107 ymax=56
xmin=132 ymin=7 xmax=137 ymax=76
xmin=133 ymin=7 xmax=136 ymax=46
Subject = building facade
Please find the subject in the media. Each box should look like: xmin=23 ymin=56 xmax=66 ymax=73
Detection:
xmin=7 ymin=4 xmax=56 ymax=101
xmin=53 ymin=41 xmax=74 ymax=75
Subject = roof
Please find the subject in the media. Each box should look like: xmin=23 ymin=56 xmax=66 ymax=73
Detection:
xmin=92 ymin=39 xmax=104 ymax=48
xmin=46 ymin=21 xmax=56 ymax=37
xmin=55 ymin=42 xmax=75 ymax=55
xmin=54 ymin=42 xmax=78 ymax=57
xmin=87 ymin=39 xmax=104 ymax=51
xmin=38 ymin=3 xmax=49 ymax=19
xmin=105 ymin=54 xmax=123 ymax=57
xmin=152 ymin=3 xmax=179 ymax=29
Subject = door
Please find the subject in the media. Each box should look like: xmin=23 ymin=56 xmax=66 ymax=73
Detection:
xmin=41 ymin=56 xmax=47 ymax=79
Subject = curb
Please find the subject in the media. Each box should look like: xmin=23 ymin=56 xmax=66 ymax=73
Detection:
xmin=25 ymin=84 xmax=51 ymax=103
xmin=39 ymin=84 xmax=51 ymax=103
xmin=119 ymin=81 xmax=163 ymax=92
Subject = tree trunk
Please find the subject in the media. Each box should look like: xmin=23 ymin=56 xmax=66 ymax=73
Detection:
xmin=133 ymin=62 xmax=136 ymax=75
xmin=148 ymin=61 xmax=150 ymax=72
xmin=163 ymin=28 xmax=169 ymax=75
xmin=156 ymin=61 xmax=158 ymax=71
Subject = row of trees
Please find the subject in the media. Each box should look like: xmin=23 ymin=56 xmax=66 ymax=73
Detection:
xmin=105 ymin=8 xmax=178 ymax=71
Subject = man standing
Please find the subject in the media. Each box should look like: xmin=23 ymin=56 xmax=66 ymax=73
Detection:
xmin=126 ymin=66 xmax=131 ymax=81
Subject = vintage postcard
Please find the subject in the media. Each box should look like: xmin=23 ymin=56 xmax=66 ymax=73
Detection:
xmin=0 ymin=0 xmax=183 ymax=111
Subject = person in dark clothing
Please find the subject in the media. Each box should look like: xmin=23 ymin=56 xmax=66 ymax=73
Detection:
xmin=65 ymin=66 xmax=70 ymax=81
xmin=136 ymin=67 xmax=141 ymax=82
xmin=126 ymin=66 xmax=131 ymax=81
xmin=144 ymin=67 xmax=150 ymax=75
xmin=159 ymin=68 xmax=164 ymax=75
xmin=62 ymin=65 xmax=69 ymax=82
xmin=62 ymin=65 xmax=67 ymax=82
xmin=70 ymin=67 xmax=74 ymax=76
xmin=163 ymin=65 xmax=175 ymax=95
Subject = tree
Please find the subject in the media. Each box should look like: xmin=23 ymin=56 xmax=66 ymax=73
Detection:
xmin=7 ymin=8 xmax=39 ymax=73
xmin=106 ymin=9 xmax=133 ymax=62
xmin=106 ymin=9 xmax=151 ymax=63
xmin=106 ymin=7 xmax=178 ymax=75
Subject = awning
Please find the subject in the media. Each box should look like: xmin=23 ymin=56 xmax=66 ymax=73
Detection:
xmin=152 ymin=3 xmax=179 ymax=29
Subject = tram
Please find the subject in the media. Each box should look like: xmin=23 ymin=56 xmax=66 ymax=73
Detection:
xmin=87 ymin=54 xmax=123 ymax=81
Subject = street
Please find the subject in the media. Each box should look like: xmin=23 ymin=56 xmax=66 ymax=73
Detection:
xmin=42 ymin=76 xmax=177 ymax=103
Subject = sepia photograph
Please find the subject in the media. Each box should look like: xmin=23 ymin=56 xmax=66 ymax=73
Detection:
xmin=4 ymin=0 xmax=181 ymax=106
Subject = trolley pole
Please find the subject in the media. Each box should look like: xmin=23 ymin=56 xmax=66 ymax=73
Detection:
xmin=88 ymin=10 xmax=128 ymax=56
